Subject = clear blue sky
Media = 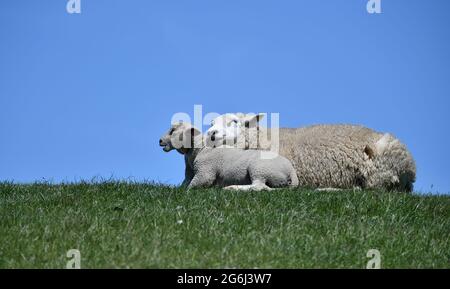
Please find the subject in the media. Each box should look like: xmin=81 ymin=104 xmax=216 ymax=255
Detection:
xmin=1 ymin=0 xmax=449 ymax=193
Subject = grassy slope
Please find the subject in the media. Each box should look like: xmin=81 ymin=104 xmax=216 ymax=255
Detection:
xmin=0 ymin=182 xmax=449 ymax=268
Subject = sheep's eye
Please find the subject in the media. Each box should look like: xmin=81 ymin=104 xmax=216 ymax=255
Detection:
xmin=229 ymin=120 xmax=238 ymax=126
xmin=169 ymin=128 xmax=175 ymax=135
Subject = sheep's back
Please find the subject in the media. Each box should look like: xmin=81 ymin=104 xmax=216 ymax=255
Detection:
xmin=275 ymin=125 xmax=382 ymax=188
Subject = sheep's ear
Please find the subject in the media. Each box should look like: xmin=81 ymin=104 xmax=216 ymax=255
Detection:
xmin=189 ymin=127 xmax=201 ymax=137
xmin=181 ymin=126 xmax=200 ymax=138
xmin=243 ymin=113 xmax=265 ymax=128
xmin=364 ymin=145 xmax=375 ymax=160
xmin=185 ymin=127 xmax=201 ymax=146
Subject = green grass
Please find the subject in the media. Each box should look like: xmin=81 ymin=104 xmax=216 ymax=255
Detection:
xmin=0 ymin=182 xmax=449 ymax=268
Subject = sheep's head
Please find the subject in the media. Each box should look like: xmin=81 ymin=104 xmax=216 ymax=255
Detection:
xmin=159 ymin=122 xmax=202 ymax=154
xmin=206 ymin=113 xmax=265 ymax=147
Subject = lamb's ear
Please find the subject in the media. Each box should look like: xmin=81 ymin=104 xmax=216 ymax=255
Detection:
xmin=185 ymin=126 xmax=202 ymax=149
xmin=190 ymin=127 xmax=201 ymax=137
xmin=242 ymin=113 xmax=265 ymax=128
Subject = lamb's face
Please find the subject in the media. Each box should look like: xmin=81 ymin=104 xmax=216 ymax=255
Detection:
xmin=206 ymin=113 xmax=265 ymax=147
xmin=159 ymin=122 xmax=201 ymax=154
xmin=159 ymin=123 xmax=183 ymax=152
xmin=206 ymin=114 xmax=242 ymax=147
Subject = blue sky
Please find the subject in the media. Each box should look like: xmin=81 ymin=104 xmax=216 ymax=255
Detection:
xmin=1 ymin=0 xmax=449 ymax=193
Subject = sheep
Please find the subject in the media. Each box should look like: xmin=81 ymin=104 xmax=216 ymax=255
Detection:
xmin=206 ymin=113 xmax=416 ymax=192
xmin=159 ymin=122 xmax=299 ymax=191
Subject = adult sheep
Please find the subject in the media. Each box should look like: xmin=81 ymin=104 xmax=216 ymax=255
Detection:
xmin=206 ymin=113 xmax=416 ymax=192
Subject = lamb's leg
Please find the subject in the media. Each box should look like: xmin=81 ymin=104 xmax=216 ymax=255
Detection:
xmin=315 ymin=187 xmax=342 ymax=192
xmin=181 ymin=166 xmax=194 ymax=187
xmin=186 ymin=171 xmax=216 ymax=190
xmin=223 ymin=180 xmax=272 ymax=191
xmin=181 ymin=178 xmax=191 ymax=187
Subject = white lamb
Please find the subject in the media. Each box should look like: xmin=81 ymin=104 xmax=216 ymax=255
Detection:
xmin=206 ymin=113 xmax=416 ymax=192
xmin=159 ymin=122 xmax=299 ymax=191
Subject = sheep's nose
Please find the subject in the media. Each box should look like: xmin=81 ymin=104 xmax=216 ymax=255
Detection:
xmin=159 ymin=139 xmax=163 ymax=146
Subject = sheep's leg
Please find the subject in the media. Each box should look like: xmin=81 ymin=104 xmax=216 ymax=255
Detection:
xmin=181 ymin=178 xmax=191 ymax=187
xmin=186 ymin=171 xmax=216 ymax=190
xmin=315 ymin=187 xmax=342 ymax=192
xmin=223 ymin=184 xmax=272 ymax=191
xmin=223 ymin=180 xmax=272 ymax=191
xmin=180 ymin=166 xmax=194 ymax=187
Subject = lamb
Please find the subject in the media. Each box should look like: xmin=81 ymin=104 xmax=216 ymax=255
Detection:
xmin=206 ymin=113 xmax=416 ymax=192
xmin=159 ymin=122 xmax=299 ymax=191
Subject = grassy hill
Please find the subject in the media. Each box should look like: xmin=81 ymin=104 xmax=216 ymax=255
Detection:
xmin=0 ymin=182 xmax=449 ymax=268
